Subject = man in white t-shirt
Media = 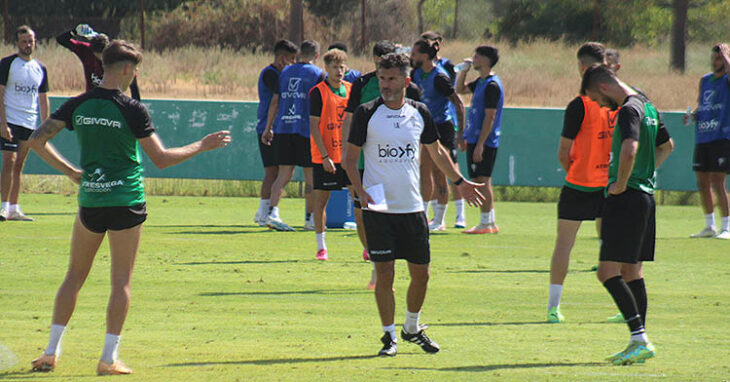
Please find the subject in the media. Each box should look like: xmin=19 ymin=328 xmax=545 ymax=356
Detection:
xmin=343 ymin=53 xmax=484 ymax=357
xmin=0 ymin=25 xmax=50 ymax=221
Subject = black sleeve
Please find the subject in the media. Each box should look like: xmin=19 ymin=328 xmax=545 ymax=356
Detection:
xmin=467 ymin=79 xmax=478 ymax=94
xmin=406 ymin=83 xmax=423 ymax=102
xmin=434 ymin=73 xmax=455 ymax=97
xmin=125 ymin=101 xmax=155 ymax=138
xmin=484 ymin=82 xmax=501 ymax=109
xmin=262 ymin=70 xmax=278 ymax=93
xmin=442 ymin=60 xmax=456 ymax=82
xmin=55 ymin=30 xmax=75 ymax=50
xmin=309 ymin=87 xmax=323 ymax=117
xmin=656 ymin=126 xmax=670 ymax=146
xmin=39 ymin=65 xmax=49 ymax=93
xmin=417 ymin=102 xmax=440 ymax=144
xmin=0 ymin=56 xmax=13 ymax=86
xmin=50 ymin=96 xmax=84 ymax=130
xmin=561 ymin=97 xmax=585 ymax=139
xmin=617 ymin=103 xmax=642 ymax=141
xmin=129 ymin=76 xmax=141 ymax=101
xmin=346 ymin=77 xmax=364 ymax=113
xmin=348 ymin=105 xmax=369 ymax=146
xmin=317 ymin=72 xmax=326 ymax=84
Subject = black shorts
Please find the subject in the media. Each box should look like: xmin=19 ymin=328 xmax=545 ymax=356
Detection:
xmin=466 ymin=144 xmax=498 ymax=178
xmin=362 ymin=210 xmax=430 ymax=265
xmin=79 ymin=203 xmax=148 ymax=234
xmin=272 ymin=133 xmax=312 ymax=167
xmin=557 ymin=186 xmax=605 ymax=221
xmin=436 ymin=121 xmax=457 ymax=163
xmin=258 ymin=133 xmax=277 ymax=167
xmin=599 ymin=189 xmax=655 ymax=264
xmin=0 ymin=124 xmax=33 ymax=152
xmin=313 ymin=163 xmax=350 ymax=190
xmin=693 ymin=139 xmax=730 ymax=173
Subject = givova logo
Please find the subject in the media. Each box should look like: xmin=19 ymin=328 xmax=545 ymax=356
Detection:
xmin=75 ymin=114 xmax=122 ymax=129
xmin=378 ymin=143 xmax=415 ymax=159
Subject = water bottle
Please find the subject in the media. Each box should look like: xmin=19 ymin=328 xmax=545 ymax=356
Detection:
xmin=454 ymin=62 xmax=471 ymax=73
xmin=683 ymin=106 xmax=694 ymax=126
xmin=75 ymin=24 xmax=98 ymax=39
xmin=395 ymin=46 xmax=411 ymax=56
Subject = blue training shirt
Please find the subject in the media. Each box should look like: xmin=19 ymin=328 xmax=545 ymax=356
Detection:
xmin=696 ymin=73 xmax=730 ymax=143
xmin=464 ymin=75 xmax=503 ymax=148
xmin=411 ymin=65 xmax=453 ymax=124
xmin=274 ymin=62 xmax=324 ymax=137
xmin=256 ymin=64 xmax=280 ymax=134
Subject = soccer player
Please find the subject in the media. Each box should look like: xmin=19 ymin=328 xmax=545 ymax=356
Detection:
xmin=546 ymin=42 xmax=616 ymax=323
xmin=327 ymin=42 xmax=361 ymax=83
xmin=56 ymin=24 xmax=141 ymax=100
xmin=684 ymin=43 xmax=730 ymax=239
xmin=455 ymin=45 xmax=503 ymax=234
xmin=253 ymin=39 xmax=298 ymax=226
xmin=605 ymin=49 xmax=621 ymax=72
xmin=0 ymin=25 xmax=49 ymax=221
xmin=410 ymin=39 xmax=466 ymax=231
xmin=343 ymin=52 xmax=484 ymax=357
xmin=582 ymin=64 xmax=674 ymax=365
xmin=309 ymin=48 xmax=352 ymax=260
xmin=28 ymin=40 xmax=231 ymax=375
xmin=262 ymin=40 xmax=325 ymax=231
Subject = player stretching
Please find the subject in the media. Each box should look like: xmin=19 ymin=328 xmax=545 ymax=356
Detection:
xmin=582 ymin=64 xmax=673 ymax=365
xmin=309 ymin=49 xmax=352 ymax=260
xmin=0 ymin=25 xmax=49 ymax=221
xmin=344 ymin=53 xmax=483 ymax=357
xmin=455 ymin=45 xmax=503 ymax=234
xmin=28 ymin=41 xmax=230 ymax=375
xmin=546 ymin=42 xmax=615 ymax=323
xmin=253 ymin=39 xmax=298 ymax=226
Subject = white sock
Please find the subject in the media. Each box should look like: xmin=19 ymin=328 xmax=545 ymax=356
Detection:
xmin=316 ymin=232 xmax=326 ymax=250
xmin=258 ymin=199 xmax=269 ymax=215
xmin=269 ymin=206 xmax=280 ymax=219
xmin=1 ymin=201 xmax=8 ymax=211
xmin=404 ymin=311 xmax=420 ymax=334
xmin=9 ymin=204 xmax=17 ymax=213
xmin=548 ymin=284 xmax=563 ymax=310
xmin=722 ymin=216 xmax=729 ymax=232
xmin=630 ymin=332 xmax=649 ymax=343
xmin=423 ymin=199 xmax=430 ymax=213
xmin=429 ymin=199 xmax=437 ymax=216
xmin=382 ymin=324 xmax=397 ymax=341
xmin=480 ymin=212 xmax=490 ymax=225
xmin=489 ymin=209 xmax=496 ymax=225
xmin=706 ymin=213 xmax=716 ymax=230
xmin=100 ymin=333 xmax=121 ymax=364
xmin=45 ymin=324 xmax=66 ymax=356
xmin=454 ymin=199 xmax=465 ymax=220
xmin=433 ymin=203 xmax=447 ymax=225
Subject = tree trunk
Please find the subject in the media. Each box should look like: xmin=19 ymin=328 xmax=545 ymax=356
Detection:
xmin=289 ymin=0 xmax=303 ymax=45
xmin=360 ymin=0 xmax=367 ymax=53
xmin=452 ymin=0 xmax=459 ymax=39
xmin=591 ymin=0 xmax=600 ymax=40
xmin=417 ymin=0 xmax=426 ymax=34
xmin=670 ymin=0 xmax=688 ymax=73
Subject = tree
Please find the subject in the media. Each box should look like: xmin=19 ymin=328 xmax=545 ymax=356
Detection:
xmin=452 ymin=0 xmax=459 ymax=39
xmin=417 ymin=0 xmax=426 ymax=34
xmin=670 ymin=0 xmax=688 ymax=73
xmin=289 ymin=0 xmax=303 ymax=44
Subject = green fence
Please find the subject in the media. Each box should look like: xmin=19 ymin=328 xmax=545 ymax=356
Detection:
xmin=19 ymin=97 xmax=704 ymax=191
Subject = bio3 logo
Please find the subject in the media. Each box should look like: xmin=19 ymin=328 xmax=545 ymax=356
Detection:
xmin=378 ymin=143 xmax=415 ymax=159
xmin=75 ymin=114 xmax=122 ymax=129
xmin=14 ymin=83 xmax=38 ymax=95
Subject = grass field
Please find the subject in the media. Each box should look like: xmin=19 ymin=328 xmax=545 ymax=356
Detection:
xmin=0 ymin=194 xmax=729 ymax=381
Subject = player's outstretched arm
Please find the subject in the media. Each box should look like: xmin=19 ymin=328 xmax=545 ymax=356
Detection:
xmin=28 ymin=119 xmax=82 ymax=184
xmin=425 ymin=141 xmax=484 ymax=207
xmin=140 ymin=131 xmax=231 ymax=169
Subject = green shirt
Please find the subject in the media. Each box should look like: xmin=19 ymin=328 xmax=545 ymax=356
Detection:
xmin=609 ymin=95 xmax=659 ymax=195
xmin=50 ymin=88 xmax=155 ymax=207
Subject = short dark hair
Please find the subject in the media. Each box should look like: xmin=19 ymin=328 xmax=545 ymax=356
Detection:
xmin=89 ymin=33 xmax=110 ymax=53
xmin=15 ymin=25 xmax=34 ymax=41
xmin=577 ymin=42 xmax=605 ymax=64
xmin=300 ymin=40 xmax=320 ymax=58
xmin=102 ymin=40 xmax=143 ymax=67
xmin=580 ymin=63 xmax=616 ymax=95
xmin=420 ymin=31 xmax=442 ymax=42
xmin=274 ymin=39 xmax=298 ymax=56
xmin=413 ymin=39 xmax=440 ymax=59
xmin=712 ymin=44 xmax=722 ymax=54
xmin=328 ymin=42 xmax=348 ymax=53
xmin=605 ymin=48 xmax=620 ymax=64
xmin=378 ymin=53 xmax=410 ymax=77
xmin=373 ymin=40 xmax=395 ymax=57
xmin=475 ymin=45 xmax=499 ymax=67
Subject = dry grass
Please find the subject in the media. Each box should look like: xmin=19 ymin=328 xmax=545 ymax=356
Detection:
xmin=25 ymin=39 xmax=712 ymax=109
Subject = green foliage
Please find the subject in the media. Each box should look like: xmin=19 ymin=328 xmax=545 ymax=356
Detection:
xmin=305 ymin=0 xmax=358 ymax=22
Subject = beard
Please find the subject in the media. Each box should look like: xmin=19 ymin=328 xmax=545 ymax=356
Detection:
xmin=21 ymin=47 xmax=33 ymax=56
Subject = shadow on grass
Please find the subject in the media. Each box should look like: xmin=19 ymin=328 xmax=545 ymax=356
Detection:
xmin=164 ymin=354 xmax=382 ymax=367
xmin=446 ymin=269 xmax=551 ymax=274
xmin=0 ymin=371 xmax=96 ymax=380
xmin=380 ymin=361 xmax=604 ymax=372
xmin=428 ymin=321 xmax=549 ymax=327
xmin=22 ymin=212 xmax=76 ymax=216
xmin=175 ymin=260 xmax=300 ymax=265
xmin=199 ymin=288 xmax=371 ymax=297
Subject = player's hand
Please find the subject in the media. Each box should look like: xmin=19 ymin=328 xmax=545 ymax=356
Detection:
xmin=457 ymin=179 xmax=485 ymax=207
xmin=607 ymin=182 xmax=626 ymax=196
xmin=261 ymin=129 xmax=274 ymax=146
xmin=323 ymin=157 xmax=336 ymax=174
xmin=200 ymin=130 xmax=231 ymax=151
xmin=69 ymin=169 xmax=82 ymax=185
xmin=356 ymin=188 xmax=375 ymax=210
xmin=461 ymin=58 xmax=473 ymax=71
xmin=719 ymin=43 xmax=730 ymax=59
xmin=458 ymin=139 xmax=467 ymax=152
xmin=473 ymin=144 xmax=484 ymax=163
xmin=682 ymin=113 xmax=695 ymax=126
xmin=0 ymin=124 xmax=12 ymax=140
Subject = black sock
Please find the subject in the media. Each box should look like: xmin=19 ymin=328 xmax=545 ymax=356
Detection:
xmin=627 ymin=278 xmax=647 ymax=327
xmin=268 ymin=206 xmax=274 ymax=214
xmin=306 ymin=212 xmax=312 ymax=220
xmin=603 ymin=276 xmax=644 ymax=335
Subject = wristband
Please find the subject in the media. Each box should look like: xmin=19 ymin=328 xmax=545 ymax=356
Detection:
xmin=454 ymin=177 xmax=464 ymax=185
xmin=322 ymin=154 xmax=329 ymax=159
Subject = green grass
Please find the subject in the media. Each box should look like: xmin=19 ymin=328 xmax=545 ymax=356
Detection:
xmin=1 ymin=194 xmax=729 ymax=381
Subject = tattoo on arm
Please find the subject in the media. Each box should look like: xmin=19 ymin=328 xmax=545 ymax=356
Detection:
xmin=30 ymin=119 xmax=66 ymax=142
